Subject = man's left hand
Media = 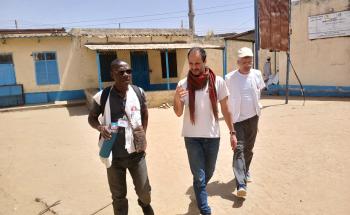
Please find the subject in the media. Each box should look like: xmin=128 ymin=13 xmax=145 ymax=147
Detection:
xmin=230 ymin=134 xmax=237 ymax=151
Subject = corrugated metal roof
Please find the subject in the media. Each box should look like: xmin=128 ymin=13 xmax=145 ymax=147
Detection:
xmin=70 ymin=28 xmax=191 ymax=37
xmin=0 ymin=33 xmax=70 ymax=38
xmin=84 ymin=43 xmax=224 ymax=50
xmin=0 ymin=28 xmax=70 ymax=39
xmin=0 ymin=28 xmax=66 ymax=34
xmin=0 ymin=28 xmax=191 ymax=39
xmin=224 ymin=30 xmax=255 ymax=41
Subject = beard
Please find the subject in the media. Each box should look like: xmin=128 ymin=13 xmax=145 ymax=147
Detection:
xmin=191 ymin=68 xmax=204 ymax=76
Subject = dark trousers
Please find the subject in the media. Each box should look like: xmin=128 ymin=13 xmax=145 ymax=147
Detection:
xmin=107 ymin=153 xmax=151 ymax=215
xmin=233 ymin=115 xmax=259 ymax=187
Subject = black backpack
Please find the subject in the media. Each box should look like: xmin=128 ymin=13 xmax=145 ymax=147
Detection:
xmin=100 ymin=85 xmax=146 ymax=122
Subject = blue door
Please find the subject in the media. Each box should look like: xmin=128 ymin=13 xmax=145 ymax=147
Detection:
xmin=0 ymin=54 xmax=16 ymax=85
xmin=130 ymin=52 xmax=150 ymax=90
xmin=0 ymin=54 xmax=24 ymax=107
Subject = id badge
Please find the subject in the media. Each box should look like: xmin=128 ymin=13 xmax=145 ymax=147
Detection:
xmin=111 ymin=122 xmax=118 ymax=130
xmin=117 ymin=118 xmax=128 ymax=128
xmin=110 ymin=122 xmax=119 ymax=132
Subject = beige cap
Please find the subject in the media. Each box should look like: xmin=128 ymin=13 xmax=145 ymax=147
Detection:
xmin=237 ymin=47 xmax=253 ymax=58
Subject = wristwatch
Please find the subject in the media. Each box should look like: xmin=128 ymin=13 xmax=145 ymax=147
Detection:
xmin=229 ymin=130 xmax=236 ymax=135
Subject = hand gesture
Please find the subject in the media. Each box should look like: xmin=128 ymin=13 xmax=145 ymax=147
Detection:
xmin=98 ymin=125 xmax=112 ymax=140
xmin=175 ymin=86 xmax=188 ymax=101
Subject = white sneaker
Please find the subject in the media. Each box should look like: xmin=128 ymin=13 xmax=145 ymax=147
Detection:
xmin=246 ymin=172 xmax=252 ymax=183
xmin=237 ymin=185 xmax=247 ymax=197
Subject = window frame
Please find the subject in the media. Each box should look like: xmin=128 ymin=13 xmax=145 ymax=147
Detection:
xmin=0 ymin=53 xmax=14 ymax=64
xmin=161 ymin=50 xmax=178 ymax=79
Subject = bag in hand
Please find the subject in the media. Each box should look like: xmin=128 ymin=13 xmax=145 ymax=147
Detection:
xmin=133 ymin=126 xmax=147 ymax=153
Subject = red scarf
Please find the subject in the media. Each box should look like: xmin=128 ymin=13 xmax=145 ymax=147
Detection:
xmin=187 ymin=67 xmax=218 ymax=124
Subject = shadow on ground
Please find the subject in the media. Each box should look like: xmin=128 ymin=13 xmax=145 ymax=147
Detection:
xmin=66 ymin=105 xmax=89 ymax=116
xmin=178 ymin=179 xmax=246 ymax=214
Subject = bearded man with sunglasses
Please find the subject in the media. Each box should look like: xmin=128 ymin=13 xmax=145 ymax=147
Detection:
xmin=88 ymin=59 xmax=154 ymax=215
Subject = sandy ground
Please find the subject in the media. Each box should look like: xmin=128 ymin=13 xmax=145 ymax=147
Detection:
xmin=0 ymin=97 xmax=349 ymax=215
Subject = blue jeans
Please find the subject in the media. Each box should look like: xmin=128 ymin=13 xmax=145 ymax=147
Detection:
xmin=184 ymin=137 xmax=220 ymax=215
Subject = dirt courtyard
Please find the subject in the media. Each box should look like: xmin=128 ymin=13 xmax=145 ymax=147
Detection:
xmin=0 ymin=97 xmax=349 ymax=215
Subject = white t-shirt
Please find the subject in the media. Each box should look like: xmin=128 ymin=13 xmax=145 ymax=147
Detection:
xmin=178 ymin=76 xmax=229 ymax=138
xmin=237 ymin=72 xmax=258 ymax=121
xmin=225 ymin=69 xmax=265 ymax=123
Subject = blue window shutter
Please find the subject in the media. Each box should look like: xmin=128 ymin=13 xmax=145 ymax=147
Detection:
xmin=34 ymin=52 xmax=60 ymax=85
xmin=35 ymin=61 xmax=48 ymax=85
xmin=46 ymin=60 xmax=60 ymax=84
xmin=9 ymin=64 xmax=16 ymax=84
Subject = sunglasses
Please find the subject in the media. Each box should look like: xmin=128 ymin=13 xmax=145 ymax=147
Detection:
xmin=117 ymin=69 xmax=132 ymax=75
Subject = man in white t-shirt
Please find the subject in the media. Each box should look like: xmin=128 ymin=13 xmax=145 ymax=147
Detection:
xmin=173 ymin=47 xmax=237 ymax=215
xmin=225 ymin=47 xmax=265 ymax=198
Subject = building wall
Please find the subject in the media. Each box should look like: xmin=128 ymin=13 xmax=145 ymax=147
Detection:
xmin=204 ymin=49 xmax=223 ymax=77
xmin=71 ymin=37 xmax=100 ymax=89
xmin=0 ymin=37 xmax=76 ymax=92
xmin=279 ymin=0 xmax=350 ymax=89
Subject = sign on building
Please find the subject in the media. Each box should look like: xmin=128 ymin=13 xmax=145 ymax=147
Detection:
xmin=259 ymin=0 xmax=289 ymax=51
xmin=308 ymin=10 xmax=350 ymax=40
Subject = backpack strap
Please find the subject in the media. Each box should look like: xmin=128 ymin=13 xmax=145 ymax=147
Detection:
xmin=130 ymin=85 xmax=146 ymax=123
xmin=101 ymin=85 xmax=145 ymax=121
xmin=100 ymin=86 xmax=112 ymax=116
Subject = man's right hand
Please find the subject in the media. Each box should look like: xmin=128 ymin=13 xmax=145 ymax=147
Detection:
xmin=173 ymin=86 xmax=187 ymax=117
xmin=98 ymin=125 xmax=112 ymax=139
xmin=174 ymin=86 xmax=188 ymax=101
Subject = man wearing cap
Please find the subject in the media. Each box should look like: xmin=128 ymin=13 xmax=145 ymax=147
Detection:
xmin=225 ymin=47 xmax=265 ymax=197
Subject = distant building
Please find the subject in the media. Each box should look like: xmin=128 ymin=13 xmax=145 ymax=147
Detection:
xmin=0 ymin=28 xmax=222 ymax=107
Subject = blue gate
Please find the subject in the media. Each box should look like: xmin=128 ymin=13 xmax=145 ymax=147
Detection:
xmin=130 ymin=52 xmax=150 ymax=90
xmin=0 ymin=84 xmax=24 ymax=107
